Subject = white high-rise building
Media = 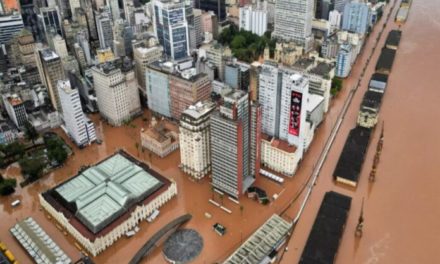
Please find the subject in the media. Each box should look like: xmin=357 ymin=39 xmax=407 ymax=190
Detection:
xmin=58 ymin=80 xmax=97 ymax=147
xmin=95 ymin=10 xmax=114 ymax=49
xmin=52 ymin=35 xmax=68 ymax=59
xmin=179 ymin=101 xmax=215 ymax=180
xmin=108 ymin=0 xmax=120 ymax=21
xmin=69 ymin=0 xmax=81 ymax=19
xmin=92 ymin=59 xmax=141 ymax=126
xmin=329 ymin=10 xmax=342 ymax=32
xmin=279 ymin=72 xmax=309 ymax=148
xmin=0 ymin=13 xmax=24 ymax=45
xmin=273 ymin=0 xmax=313 ymax=50
xmin=259 ymin=61 xmax=282 ymax=137
xmin=239 ymin=5 xmax=268 ymax=36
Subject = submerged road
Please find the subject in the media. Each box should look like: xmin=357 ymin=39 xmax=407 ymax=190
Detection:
xmin=282 ymin=0 xmax=440 ymax=263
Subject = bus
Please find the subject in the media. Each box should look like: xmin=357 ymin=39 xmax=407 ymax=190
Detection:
xmin=146 ymin=209 xmax=160 ymax=222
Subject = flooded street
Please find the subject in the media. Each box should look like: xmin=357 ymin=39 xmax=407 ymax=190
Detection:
xmin=283 ymin=0 xmax=440 ymax=263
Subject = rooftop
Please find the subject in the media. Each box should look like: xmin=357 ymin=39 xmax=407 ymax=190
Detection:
xmin=43 ymin=151 xmax=167 ymax=235
xmin=293 ymin=57 xmax=315 ymax=70
xmin=385 ymin=30 xmax=402 ymax=48
xmin=333 ymin=126 xmax=372 ymax=185
xmin=309 ymin=62 xmax=334 ymax=76
xmin=262 ymin=134 xmax=297 ymax=153
xmin=300 ymin=192 xmax=351 ymax=264
xmin=371 ymin=73 xmax=389 ymax=83
xmin=6 ymin=94 xmax=23 ymax=106
xmin=375 ymin=48 xmax=396 ymax=72
xmin=181 ymin=101 xmax=216 ymax=121
xmin=224 ymin=214 xmax=292 ymax=264
xmin=40 ymin=49 xmax=59 ymax=61
xmin=361 ymin=90 xmax=383 ymax=110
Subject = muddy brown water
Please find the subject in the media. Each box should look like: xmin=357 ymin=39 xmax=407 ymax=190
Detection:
xmin=1 ymin=1 xmax=438 ymax=263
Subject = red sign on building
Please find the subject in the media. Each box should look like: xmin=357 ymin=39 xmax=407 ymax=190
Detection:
xmin=289 ymin=91 xmax=302 ymax=136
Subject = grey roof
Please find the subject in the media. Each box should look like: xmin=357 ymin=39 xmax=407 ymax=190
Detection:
xmin=224 ymin=214 xmax=292 ymax=264
xmin=55 ymin=153 xmax=163 ymax=234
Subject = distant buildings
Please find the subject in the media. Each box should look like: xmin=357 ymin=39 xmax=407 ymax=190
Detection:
xmin=224 ymin=60 xmax=250 ymax=90
xmin=57 ymin=80 xmax=96 ymax=147
xmin=169 ymin=69 xmax=211 ymax=120
xmin=95 ymin=10 xmax=113 ymax=49
xmin=179 ymin=101 xmax=215 ymax=180
xmin=329 ymin=10 xmax=342 ymax=32
xmin=133 ymin=44 xmax=163 ymax=100
xmin=0 ymin=13 xmax=24 ymax=45
xmin=153 ymin=0 xmax=190 ymax=61
xmin=239 ymin=6 xmax=267 ymax=36
xmin=92 ymin=59 xmax=141 ymax=126
xmin=3 ymin=94 xmax=28 ymax=129
xmin=210 ymin=90 xmax=261 ymax=198
xmin=196 ymin=0 xmax=226 ymax=21
xmin=342 ymin=2 xmax=371 ymax=35
xmin=141 ymin=118 xmax=179 ymax=158
xmin=37 ymin=7 xmax=63 ymax=42
xmin=145 ymin=61 xmax=172 ymax=117
xmin=273 ymin=0 xmax=313 ymax=50
xmin=36 ymin=49 xmax=65 ymax=112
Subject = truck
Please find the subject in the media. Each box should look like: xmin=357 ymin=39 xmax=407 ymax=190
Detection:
xmin=146 ymin=209 xmax=160 ymax=223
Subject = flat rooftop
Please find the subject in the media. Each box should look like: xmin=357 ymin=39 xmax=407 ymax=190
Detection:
xmin=361 ymin=90 xmax=383 ymax=110
xmin=333 ymin=126 xmax=372 ymax=185
xmin=224 ymin=214 xmax=292 ymax=264
xmin=375 ymin=48 xmax=396 ymax=72
xmin=42 ymin=150 xmax=170 ymax=238
xmin=300 ymin=191 xmax=351 ymax=264
xmin=262 ymin=134 xmax=297 ymax=153
xmin=385 ymin=30 xmax=402 ymax=47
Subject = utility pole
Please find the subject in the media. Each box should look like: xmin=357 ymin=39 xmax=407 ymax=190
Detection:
xmin=355 ymin=198 xmax=364 ymax=237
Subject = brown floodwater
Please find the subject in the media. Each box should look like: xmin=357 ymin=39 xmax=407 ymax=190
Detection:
xmin=1 ymin=1 xmax=438 ymax=263
xmin=282 ymin=0 xmax=440 ymax=263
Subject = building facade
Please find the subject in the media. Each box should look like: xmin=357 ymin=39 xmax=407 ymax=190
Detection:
xmin=259 ymin=61 xmax=282 ymax=137
xmin=336 ymin=43 xmax=353 ymax=78
xmin=273 ymin=0 xmax=313 ymax=50
xmin=58 ymin=80 xmax=97 ymax=147
xmin=196 ymin=0 xmax=226 ymax=21
xmin=141 ymin=119 xmax=179 ymax=158
xmin=169 ymin=69 xmax=211 ymax=120
xmin=145 ymin=61 xmax=172 ymax=117
xmin=3 ymin=94 xmax=28 ymax=129
xmin=133 ymin=44 xmax=163 ymax=100
xmin=342 ymin=2 xmax=371 ymax=35
xmin=37 ymin=49 xmax=65 ymax=112
xmin=92 ymin=59 xmax=141 ymax=126
xmin=210 ymin=90 xmax=261 ymax=198
xmin=179 ymin=101 xmax=215 ymax=180
xmin=153 ymin=0 xmax=190 ymax=61
xmin=95 ymin=11 xmax=114 ymax=49
xmin=239 ymin=6 xmax=267 ymax=36
xmin=0 ymin=13 xmax=24 ymax=45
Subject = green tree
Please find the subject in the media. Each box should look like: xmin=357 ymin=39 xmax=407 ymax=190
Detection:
xmin=4 ymin=142 xmax=25 ymax=158
xmin=0 ymin=177 xmax=17 ymax=196
xmin=231 ymin=35 xmax=247 ymax=49
xmin=46 ymin=138 xmax=68 ymax=165
xmin=24 ymin=121 xmax=39 ymax=145
xmin=19 ymin=156 xmax=45 ymax=181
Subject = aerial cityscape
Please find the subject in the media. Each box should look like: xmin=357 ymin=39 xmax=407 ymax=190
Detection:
xmin=0 ymin=0 xmax=438 ymax=263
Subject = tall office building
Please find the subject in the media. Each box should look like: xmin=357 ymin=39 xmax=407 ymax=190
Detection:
xmin=52 ymin=34 xmax=68 ymax=59
xmin=273 ymin=0 xmax=313 ymax=50
xmin=224 ymin=60 xmax=250 ymax=91
xmin=278 ymin=72 xmax=309 ymax=148
xmin=107 ymin=0 xmax=120 ymax=21
xmin=179 ymin=101 xmax=216 ymax=180
xmin=37 ymin=49 xmax=66 ymax=111
xmin=259 ymin=61 xmax=282 ymax=137
xmin=3 ymin=94 xmax=28 ymax=129
xmin=0 ymin=13 xmax=24 ymax=45
xmin=92 ymin=59 xmax=141 ymax=126
xmin=69 ymin=0 xmax=81 ymax=19
xmin=112 ymin=19 xmax=134 ymax=57
xmin=153 ymin=0 xmax=190 ymax=61
xmin=145 ymin=61 xmax=172 ymax=117
xmin=239 ymin=5 xmax=267 ymax=36
xmin=329 ymin=10 xmax=342 ymax=31
xmin=258 ymin=64 xmax=309 ymax=148
xmin=169 ymin=69 xmax=211 ymax=120
xmin=195 ymin=0 xmax=226 ymax=21
xmin=336 ymin=43 xmax=353 ymax=78
xmin=342 ymin=2 xmax=371 ymax=35
xmin=334 ymin=0 xmax=349 ymax=13
xmin=58 ymin=80 xmax=97 ymax=147
xmin=133 ymin=44 xmax=163 ymax=100
xmin=211 ymin=90 xmax=261 ymax=198
xmin=38 ymin=7 xmax=63 ymax=42
xmin=95 ymin=10 xmax=114 ymax=49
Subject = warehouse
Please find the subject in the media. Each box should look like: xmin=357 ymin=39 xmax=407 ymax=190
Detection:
xmin=375 ymin=48 xmax=396 ymax=75
xmin=369 ymin=73 xmax=388 ymax=93
xmin=40 ymin=150 xmax=177 ymax=256
xmin=357 ymin=90 xmax=384 ymax=129
xmin=300 ymin=191 xmax=352 ymax=264
xmin=385 ymin=30 xmax=402 ymax=50
xmin=333 ymin=126 xmax=372 ymax=187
